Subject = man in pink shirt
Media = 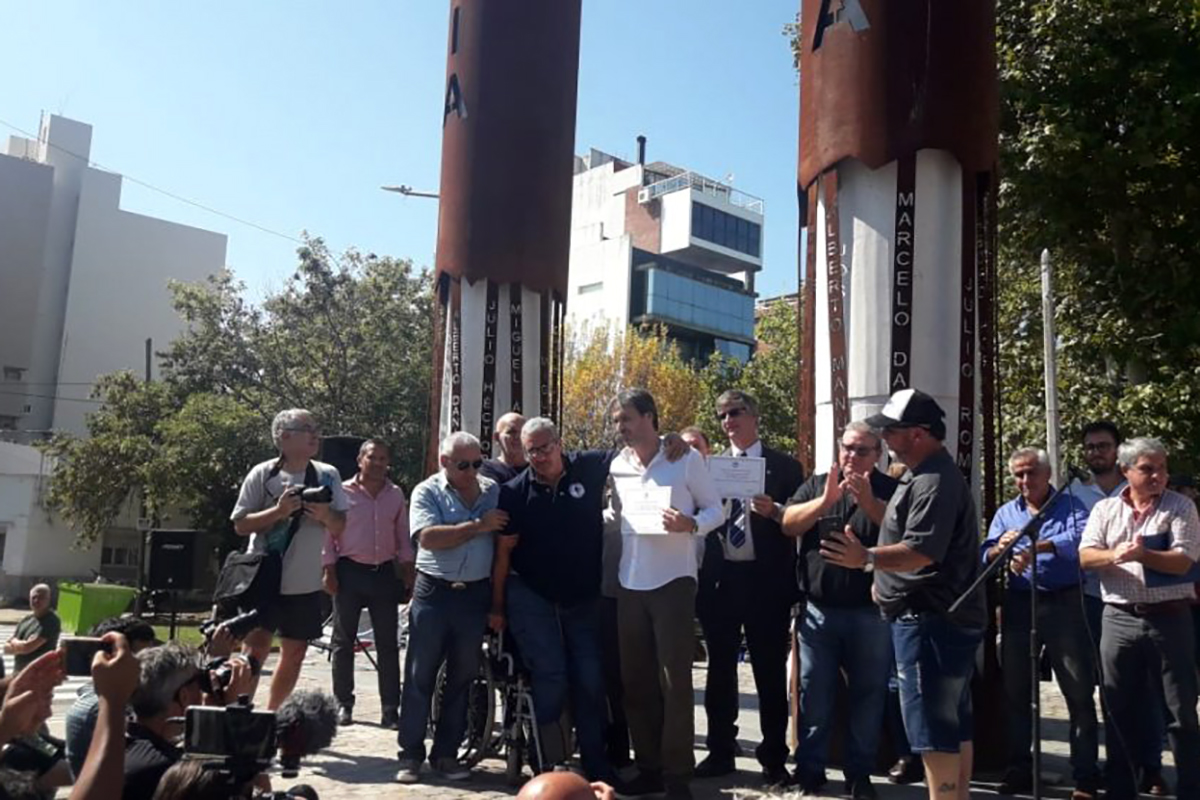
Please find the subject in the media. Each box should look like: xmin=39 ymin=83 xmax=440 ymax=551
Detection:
xmin=323 ymin=438 xmax=416 ymax=728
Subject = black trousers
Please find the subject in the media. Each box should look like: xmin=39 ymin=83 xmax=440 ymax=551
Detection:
xmin=331 ymin=558 xmax=401 ymax=713
xmin=697 ymin=562 xmax=792 ymax=769
xmin=600 ymin=595 xmax=631 ymax=766
xmin=1100 ymin=603 xmax=1200 ymax=800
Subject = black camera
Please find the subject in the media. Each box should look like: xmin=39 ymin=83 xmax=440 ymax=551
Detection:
xmin=288 ymin=485 xmax=332 ymax=504
xmin=60 ymin=636 xmax=114 ymax=677
xmin=201 ymin=608 xmax=262 ymax=642
xmin=196 ymin=654 xmax=262 ymax=696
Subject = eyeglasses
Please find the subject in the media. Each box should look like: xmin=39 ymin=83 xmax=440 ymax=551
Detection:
xmin=838 ymin=442 xmax=877 ymax=458
xmin=284 ymin=425 xmax=320 ymax=435
xmin=1083 ymin=442 xmax=1115 ymax=452
xmin=524 ymin=441 xmax=558 ymax=458
xmin=455 ymin=459 xmax=484 ymax=471
xmin=717 ymin=407 xmax=748 ymax=421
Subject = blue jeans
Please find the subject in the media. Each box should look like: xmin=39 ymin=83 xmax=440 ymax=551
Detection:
xmin=796 ymin=602 xmax=892 ymax=782
xmin=397 ymin=574 xmax=490 ymax=762
xmin=506 ymin=575 xmax=611 ymax=780
xmin=891 ymin=613 xmax=983 ymax=753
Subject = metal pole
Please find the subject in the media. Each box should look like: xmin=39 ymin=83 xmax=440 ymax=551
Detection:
xmin=1040 ymin=249 xmax=1061 ymax=486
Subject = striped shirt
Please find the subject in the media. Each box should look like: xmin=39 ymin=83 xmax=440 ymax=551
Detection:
xmin=1080 ymin=487 xmax=1200 ymax=604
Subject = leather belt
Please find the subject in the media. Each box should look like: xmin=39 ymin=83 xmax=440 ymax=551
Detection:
xmin=418 ymin=571 xmax=487 ymax=591
xmin=1107 ymin=599 xmax=1192 ymax=617
xmin=339 ymin=557 xmax=392 ymax=572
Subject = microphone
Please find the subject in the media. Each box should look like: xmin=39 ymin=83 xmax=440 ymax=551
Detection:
xmin=1065 ymin=464 xmax=1090 ymax=485
xmin=275 ymin=690 xmax=338 ymax=778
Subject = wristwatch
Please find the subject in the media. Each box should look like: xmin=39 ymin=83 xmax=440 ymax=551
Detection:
xmin=863 ymin=549 xmax=876 ymax=573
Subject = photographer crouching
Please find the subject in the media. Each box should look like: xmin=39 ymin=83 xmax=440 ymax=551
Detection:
xmin=228 ymin=409 xmax=348 ymax=710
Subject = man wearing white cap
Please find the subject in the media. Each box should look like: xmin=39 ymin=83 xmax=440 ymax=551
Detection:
xmin=821 ymin=388 xmax=986 ymax=800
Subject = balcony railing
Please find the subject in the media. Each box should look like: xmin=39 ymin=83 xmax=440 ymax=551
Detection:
xmin=640 ymin=171 xmax=765 ymax=214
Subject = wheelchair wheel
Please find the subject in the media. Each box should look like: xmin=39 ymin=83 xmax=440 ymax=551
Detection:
xmin=430 ymin=656 xmax=498 ymax=767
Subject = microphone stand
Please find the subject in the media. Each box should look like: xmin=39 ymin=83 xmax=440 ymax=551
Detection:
xmin=950 ymin=481 xmax=1075 ymax=800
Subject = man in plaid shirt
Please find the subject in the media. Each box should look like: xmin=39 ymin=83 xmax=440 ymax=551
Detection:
xmin=1079 ymin=437 xmax=1200 ymax=800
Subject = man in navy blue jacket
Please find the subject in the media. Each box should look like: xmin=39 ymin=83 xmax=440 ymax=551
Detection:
xmin=982 ymin=447 xmax=1098 ymax=800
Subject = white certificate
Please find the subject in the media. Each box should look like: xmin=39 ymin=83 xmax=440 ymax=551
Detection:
xmin=709 ymin=456 xmax=766 ymax=499
xmin=617 ymin=483 xmax=673 ymax=535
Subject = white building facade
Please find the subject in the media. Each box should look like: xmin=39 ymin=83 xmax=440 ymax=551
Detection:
xmin=567 ymin=146 xmax=763 ymax=363
xmin=0 ymin=114 xmax=226 ymax=597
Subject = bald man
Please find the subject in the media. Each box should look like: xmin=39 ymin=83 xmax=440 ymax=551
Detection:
xmin=4 ymin=584 xmax=61 ymax=675
xmin=517 ymin=772 xmax=615 ymax=800
xmin=482 ymin=412 xmax=529 ymax=484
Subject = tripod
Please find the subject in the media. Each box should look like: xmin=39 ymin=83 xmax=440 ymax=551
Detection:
xmin=951 ymin=481 xmax=1074 ymax=800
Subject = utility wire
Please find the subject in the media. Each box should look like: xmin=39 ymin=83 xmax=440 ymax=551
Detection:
xmin=0 ymin=117 xmax=305 ymax=246
xmin=0 ymin=390 xmax=102 ymax=405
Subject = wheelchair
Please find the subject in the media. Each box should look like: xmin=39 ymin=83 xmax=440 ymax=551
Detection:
xmin=431 ymin=628 xmax=572 ymax=785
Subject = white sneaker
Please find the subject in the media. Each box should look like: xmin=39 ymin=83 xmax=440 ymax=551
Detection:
xmin=395 ymin=758 xmax=421 ymax=783
xmin=432 ymin=757 xmax=471 ymax=781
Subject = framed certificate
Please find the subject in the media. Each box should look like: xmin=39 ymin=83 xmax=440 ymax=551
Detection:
xmin=709 ymin=455 xmax=766 ymax=499
xmin=616 ymin=482 xmax=672 ymax=535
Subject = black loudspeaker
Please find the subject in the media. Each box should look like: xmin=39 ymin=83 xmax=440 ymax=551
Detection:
xmin=148 ymin=530 xmax=197 ymax=591
xmin=320 ymin=435 xmax=366 ymax=481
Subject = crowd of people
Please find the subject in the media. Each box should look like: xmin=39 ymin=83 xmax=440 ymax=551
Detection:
xmin=222 ymin=391 xmax=1200 ymax=800
xmin=1 ymin=385 xmax=1196 ymax=800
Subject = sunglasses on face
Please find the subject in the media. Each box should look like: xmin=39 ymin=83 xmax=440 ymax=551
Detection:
xmin=717 ymin=407 xmax=748 ymax=421
xmin=1083 ymin=442 xmax=1115 ymax=452
xmin=284 ymin=425 xmax=320 ymax=436
xmin=525 ymin=442 xmax=558 ymax=458
xmin=839 ymin=443 xmax=877 ymax=458
xmin=455 ymin=459 xmax=484 ymax=471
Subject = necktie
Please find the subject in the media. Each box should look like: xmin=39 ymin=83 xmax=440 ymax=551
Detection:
xmin=728 ymin=451 xmax=746 ymax=547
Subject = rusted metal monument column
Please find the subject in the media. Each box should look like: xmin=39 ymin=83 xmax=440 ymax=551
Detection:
xmin=796 ymin=0 xmax=999 ymax=508
xmin=794 ymin=0 xmax=1003 ymax=768
xmin=427 ymin=0 xmax=582 ymax=470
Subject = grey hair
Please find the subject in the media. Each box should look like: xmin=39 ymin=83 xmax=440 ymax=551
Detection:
xmin=440 ymin=431 xmax=481 ymax=458
xmin=1008 ymin=447 xmax=1051 ymax=470
xmin=521 ymin=416 xmax=559 ymax=441
xmin=130 ymin=642 xmax=201 ymax=719
xmin=716 ymin=389 xmax=759 ymax=417
xmin=271 ymin=409 xmax=314 ymax=448
xmin=843 ymin=420 xmax=882 ymax=449
xmin=1118 ymin=437 xmax=1167 ymax=470
xmin=29 ymin=583 xmax=50 ymax=597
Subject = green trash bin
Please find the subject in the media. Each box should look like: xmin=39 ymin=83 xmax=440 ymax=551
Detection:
xmin=57 ymin=582 xmax=138 ymax=635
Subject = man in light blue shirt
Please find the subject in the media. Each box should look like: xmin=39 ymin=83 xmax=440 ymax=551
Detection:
xmin=396 ymin=431 xmax=507 ymax=785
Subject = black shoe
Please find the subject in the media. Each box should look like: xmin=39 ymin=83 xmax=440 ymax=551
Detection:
xmin=337 ymin=706 xmax=353 ymax=726
xmin=888 ymin=756 xmax=923 ymax=785
xmin=762 ymin=765 xmax=791 ymax=788
xmin=998 ymin=771 xmax=1033 ymax=795
xmin=694 ymin=754 xmax=736 ymax=779
xmin=380 ymin=709 xmax=399 ymax=729
xmin=613 ymin=772 xmax=665 ymax=799
xmin=1141 ymin=770 xmax=1170 ymax=798
xmin=792 ymin=770 xmax=827 ymax=797
xmin=848 ymin=777 xmax=878 ymax=800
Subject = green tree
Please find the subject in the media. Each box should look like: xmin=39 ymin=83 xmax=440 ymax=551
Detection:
xmin=43 ymin=238 xmax=435 ymax=549
xmin=164 ymin=237 xmax=434 ymax=489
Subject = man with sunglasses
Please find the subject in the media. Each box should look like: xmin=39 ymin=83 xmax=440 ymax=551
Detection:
xmin=694 ymin=390 xmax=804 ymax=789
xmin=396 ymin=431 xmax=508 ymax=785
xmin=822 ymin=388 xmax=987 ymax=800
xmin=780 ymin=420 xmax=896 ymax=799
xmin=231 ymin=408 xmax=348 ymax=710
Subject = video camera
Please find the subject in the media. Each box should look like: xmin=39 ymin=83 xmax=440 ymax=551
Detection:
xmin=183 ymin=689 xmax=338 ymax=783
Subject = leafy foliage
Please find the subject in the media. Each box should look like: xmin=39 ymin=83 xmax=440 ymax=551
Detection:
xmin=42 ymin=238 xmax=434 ymax=548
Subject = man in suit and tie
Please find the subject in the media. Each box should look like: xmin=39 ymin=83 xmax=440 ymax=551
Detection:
xmin=696 ymin=390 xmax=806 ymax=787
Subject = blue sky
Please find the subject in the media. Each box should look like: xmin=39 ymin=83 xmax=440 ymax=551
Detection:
xmin=1 ymin=1 xmax=802 ymax=301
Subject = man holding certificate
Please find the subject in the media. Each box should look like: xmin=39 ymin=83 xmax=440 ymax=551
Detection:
xmin=695 ymin=390 xmax=805 ymax=788
xmin=608 ymin=388 xmax=725 ymax=800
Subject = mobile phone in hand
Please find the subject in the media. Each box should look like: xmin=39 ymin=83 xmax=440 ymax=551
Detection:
xmin=816 ymin=516 xmax=844 ymax=541
xmin=60 ymin=636 xmax=112 ymax=677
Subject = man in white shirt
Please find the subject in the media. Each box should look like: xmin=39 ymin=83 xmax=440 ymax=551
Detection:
xmin=608 ymin=388 xmax=724 ymax=800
